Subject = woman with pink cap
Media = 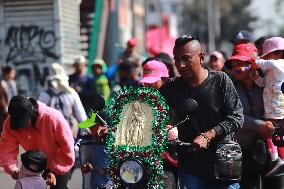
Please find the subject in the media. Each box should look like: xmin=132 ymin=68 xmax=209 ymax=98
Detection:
xmin=140 ymin=57 xmax=178 ymax=189
xmin=139 ymin=58 xmax=170 ymax=89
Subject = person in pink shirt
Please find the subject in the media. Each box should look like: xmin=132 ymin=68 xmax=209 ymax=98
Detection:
xmin=0 ymin=95 xmax=75 ymax=189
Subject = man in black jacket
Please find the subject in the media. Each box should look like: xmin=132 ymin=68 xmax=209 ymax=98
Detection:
xmin=159 ymin=35 xmax=244 ymax=189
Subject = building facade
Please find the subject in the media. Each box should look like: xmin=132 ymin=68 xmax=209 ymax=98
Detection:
xmin=0 ymin=0 xmax=81 ymax=96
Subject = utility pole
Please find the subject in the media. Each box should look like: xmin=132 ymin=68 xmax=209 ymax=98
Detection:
xmin=214 ymin=0 xmax=221 ymax=49
xmin=207 ymin=0 xmax=215 ymax=53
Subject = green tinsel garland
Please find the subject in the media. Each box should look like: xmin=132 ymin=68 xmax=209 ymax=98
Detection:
xmin=105 ymin=86 xmax=170 ymax=189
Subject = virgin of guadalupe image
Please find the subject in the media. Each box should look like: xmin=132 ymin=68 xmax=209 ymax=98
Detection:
xmin=115 ymin=101 xmax=154 ymax=146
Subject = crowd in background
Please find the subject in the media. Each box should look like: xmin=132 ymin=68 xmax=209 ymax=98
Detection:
xmin=1 ymin=30 xmax=284 ymax=189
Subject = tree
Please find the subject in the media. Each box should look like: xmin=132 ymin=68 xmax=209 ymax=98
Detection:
xmin=180 ymin=0 xmax=257 ymax=50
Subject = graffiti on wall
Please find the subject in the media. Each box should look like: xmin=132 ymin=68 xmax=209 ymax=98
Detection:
xmin=4 ymin=25 xmax=59 ymax=97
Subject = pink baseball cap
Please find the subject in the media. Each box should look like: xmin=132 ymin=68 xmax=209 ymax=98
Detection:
xmin=261 ymin=37 xmax=284 ymax=58
xmin=140 ymin=60 xmax=169 ymax=84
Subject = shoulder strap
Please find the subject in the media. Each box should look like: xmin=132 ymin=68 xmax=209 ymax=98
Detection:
xmin=46 ymin=89 xmax=55 ymax=97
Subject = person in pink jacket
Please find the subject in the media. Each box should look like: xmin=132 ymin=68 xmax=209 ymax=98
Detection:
xmin=0 ymin=95 xmax=75 ymax=189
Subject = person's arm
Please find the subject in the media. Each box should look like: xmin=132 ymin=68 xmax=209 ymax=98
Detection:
xmin=48 ymin=113 xmax=75 ymax=175
xmin=244 ymin=114 xmax=264 ymax=132
xmin=255 ymin=59 xmax=275 ymax=71
xmin=71 ymin=91 xmax=87 ymax=122
xmin=244 ymin=114 xmax=274 ymax=139
xmin=213 ymin=74 xmax=244 ymax=138
xmin=0 ymin=118 xmax=20 ymax=175
xmin=195 ymin=75 xmax=244 ymax=148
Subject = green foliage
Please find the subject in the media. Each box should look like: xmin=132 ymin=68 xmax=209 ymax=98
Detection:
xmin=279 ymin=25 xmax=284 ymax=37
xmin=181 ymin=0 xmax=257 ymax=46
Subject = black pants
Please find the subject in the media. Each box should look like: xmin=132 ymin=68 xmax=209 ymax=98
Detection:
xmin=50 ymin=170 xmax=71 ymax=189
xmin=240 ymin=172 xmax=284 ymax=189
xmin=164 ymin=163 xmax=178 ymax=189
xmin=240 ymin=173 xmax=262 ymax=189
xmin=263 ymin=176 xmax=284 ymax=189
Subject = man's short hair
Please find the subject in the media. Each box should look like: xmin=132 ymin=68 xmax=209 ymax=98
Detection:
xmin=173 ymin=35 xmax=200 ymax=52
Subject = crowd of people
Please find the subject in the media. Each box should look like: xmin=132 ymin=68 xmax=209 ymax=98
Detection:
xmin=0 ymin=30 xmax=284 ymax=189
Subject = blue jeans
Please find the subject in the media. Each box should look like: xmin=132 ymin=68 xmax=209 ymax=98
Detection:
xmin=90 ymin=144 xmax=109 ymax=189
xmin=179 ymin=173 xmax=240 ymax=189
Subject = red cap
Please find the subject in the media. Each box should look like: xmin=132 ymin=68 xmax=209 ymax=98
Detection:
xmin=127 ymin=38 xmax=137 ymax=47
xmin=225 ymin=43 xmax=258 ymax=69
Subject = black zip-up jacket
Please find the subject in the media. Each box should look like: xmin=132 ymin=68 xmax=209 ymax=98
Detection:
xmin=160 ymin=69 xmax=244 ymax=180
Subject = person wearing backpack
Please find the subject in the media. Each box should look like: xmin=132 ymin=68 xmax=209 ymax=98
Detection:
xmin=38 ymin=63 xmax=87 ymax=138
xmin=38 ymin=63 xmax=88 ymax=187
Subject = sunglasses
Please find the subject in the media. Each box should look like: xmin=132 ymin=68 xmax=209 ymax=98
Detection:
xmin=232 ymin=67 xmax=251 ymax=74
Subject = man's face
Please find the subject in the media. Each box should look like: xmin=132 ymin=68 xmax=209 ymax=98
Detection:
xmin=173 ymin=42 xmax=203 ymax=79
xmin=74 ymin=63 xmax=86 ymax=74
xmin=126 ymin=45 xmax=135 ymax=54
xmin=92 ymin=65 xmax=102 ymax=76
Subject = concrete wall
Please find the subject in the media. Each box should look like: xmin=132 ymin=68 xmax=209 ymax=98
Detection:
xmin=0 ymin=0 xmax=80 ymax=97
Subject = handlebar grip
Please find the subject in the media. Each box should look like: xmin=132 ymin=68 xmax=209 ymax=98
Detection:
xmin=78 ymin=134 xmax=93 ymax=140
xmin=178 ymin=142 xmax=192 ymax=146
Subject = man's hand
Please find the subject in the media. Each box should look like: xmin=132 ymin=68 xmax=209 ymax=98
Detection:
xmin=81 ymin=163 xmax=93 ymax=174
xmin=257 ymin=121 xmax=275 ymax=139
xmin=193 ymin=135 xmax=209 ymax=149
xmin=90 ymin=124 xmax=108 ymax=141
xmin=11 ymin=170 xmax=19 ymax=180
xmin=46 ymin=172 xmax=57 ymax=187
xmin=192 ymin=129 xmax=217 ymax=151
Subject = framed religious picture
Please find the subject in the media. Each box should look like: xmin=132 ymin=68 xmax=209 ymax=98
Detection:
xmin=106 ymin=86 xmax=169 ymax=189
